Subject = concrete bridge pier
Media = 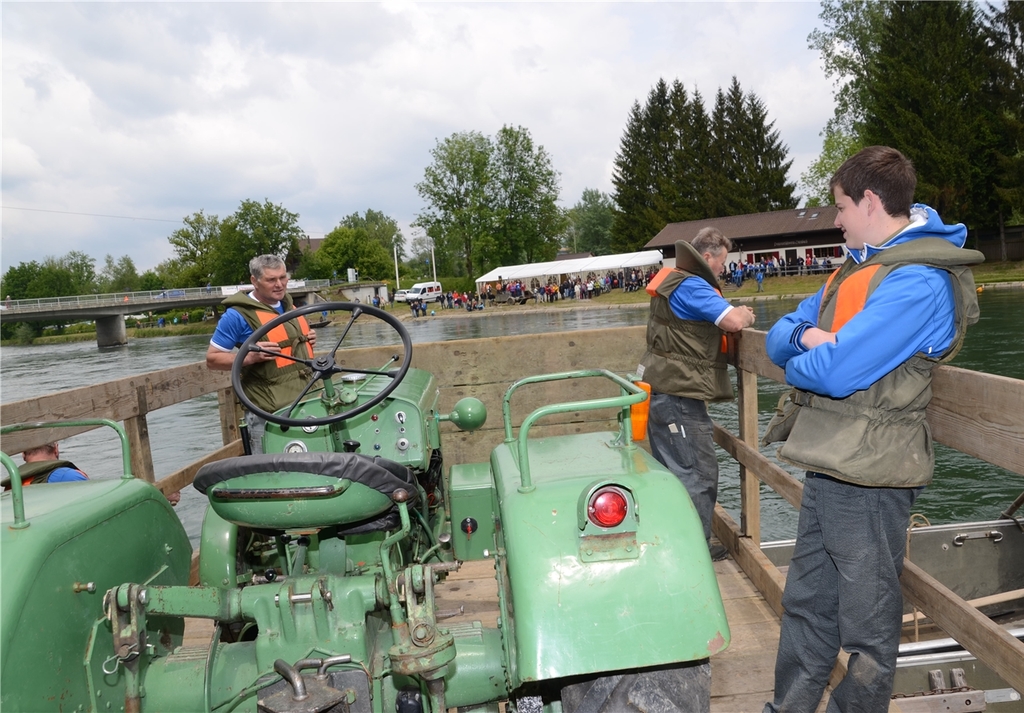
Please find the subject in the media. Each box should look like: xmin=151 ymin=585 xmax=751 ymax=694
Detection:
xmin=96 ymin=315 xmax=128 ymax=347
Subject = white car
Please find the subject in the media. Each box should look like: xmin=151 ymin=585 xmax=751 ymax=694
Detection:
xmin=393 ymin=289 xmax=410 ymax=303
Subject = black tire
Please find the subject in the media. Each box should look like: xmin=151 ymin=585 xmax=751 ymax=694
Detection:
xmin=560 ymin=660 xmax=711 ymax=713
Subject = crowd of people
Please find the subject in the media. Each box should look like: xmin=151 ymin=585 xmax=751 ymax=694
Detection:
xmin=722 ymin=254 xmax=839 ymax=289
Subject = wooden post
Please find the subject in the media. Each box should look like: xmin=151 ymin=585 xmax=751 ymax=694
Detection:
xmin=217 ymin=387 xmax=240 ymax=446
xmin=736 ymin=351 xmax=761 ymax=544
xmin=124 ymin=385 xmax=155 ymax=482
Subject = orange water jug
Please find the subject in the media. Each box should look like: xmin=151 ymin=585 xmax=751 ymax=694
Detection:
xmin=630 ymin=380 xmax=652 ymax=441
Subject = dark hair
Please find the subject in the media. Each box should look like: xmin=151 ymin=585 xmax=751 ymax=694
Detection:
xmin=692 ymin=227 xmax=732 ymax=256
xmin=829 ymin=146 xmax=916 ymax=218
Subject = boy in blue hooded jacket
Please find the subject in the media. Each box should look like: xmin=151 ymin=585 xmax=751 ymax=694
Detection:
xmin=762 ymin=146 xmax=984 ymax=713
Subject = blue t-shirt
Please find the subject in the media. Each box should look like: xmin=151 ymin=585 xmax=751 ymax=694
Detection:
xmin=210 ymin=297 xmax=285 ymax=351
xmin=47 ymin=466 xmax=87 ymax=483
xmin=668 ymin=277 xmax=733 ymax=326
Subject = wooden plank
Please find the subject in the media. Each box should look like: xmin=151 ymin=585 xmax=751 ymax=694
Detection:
xmin=1 ymin=363 xmax=231 ymax=453
xmin=217 ymin=387 xmax=241 ymax=446
xmin=900 ymin=559 xmax=1024 ymax=695
xmin=732 ymin=329 xmax=785 ymax=383
xmin=737 ymin=364 xmax=761 ymax=543
xmin=124 ymin=414 xmax=155 ymax=482
xmin=713 ymin=424 xmax=804 ymax=510
xmin=713 ymin=506 xmax=787 ymax=618
xmin=928 ymin=366 xmax=1024 ymax=477
xmin=154 ymin=440 xmax=245 ymax=496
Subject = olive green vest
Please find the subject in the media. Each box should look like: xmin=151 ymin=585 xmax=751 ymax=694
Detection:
xmin=764 ymin=238 xmax=983 ymax=487
xmin=19 ymin=459 xmax=79 ymax=485
xmin=638 ymin=241 xmax=733 ymax=403
xmin=223 ymin=292 xmax=313 ymax=414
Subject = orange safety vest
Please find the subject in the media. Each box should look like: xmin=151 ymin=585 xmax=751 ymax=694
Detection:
xmin=821 ymin=264 xmax=884 ymax=332
xmin=253 ymin=309 xmax=312 ymax=368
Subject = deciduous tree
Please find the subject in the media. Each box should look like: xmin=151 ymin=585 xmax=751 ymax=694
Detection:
xmin=566 ymin=189 xmax=615 ymax=255
xmin=168 ymin=210 xmax=221 ymax=286
xmin=212 ymin=199 xmax=306 ymax=284
xmin=414 ymin=132 xmax=494 ymax=277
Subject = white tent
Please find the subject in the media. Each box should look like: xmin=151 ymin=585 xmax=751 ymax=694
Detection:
xmin=475 ymin=250 xmax=664 ymax=288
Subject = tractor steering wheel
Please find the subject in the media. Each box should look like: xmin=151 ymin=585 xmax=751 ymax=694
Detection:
xmin=231 ymin=301 xmax=412 ymax=427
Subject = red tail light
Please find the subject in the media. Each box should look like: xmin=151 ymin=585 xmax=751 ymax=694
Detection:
xmin=588 ymin=487 xmax=628 ymax=528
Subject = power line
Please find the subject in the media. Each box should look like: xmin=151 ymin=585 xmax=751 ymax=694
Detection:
xmin=2 ymin=205 xmax=181 ymax=223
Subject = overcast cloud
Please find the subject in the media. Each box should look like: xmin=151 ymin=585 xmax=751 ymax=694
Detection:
xmin=2 ymin=2 xmax=835 ymax=276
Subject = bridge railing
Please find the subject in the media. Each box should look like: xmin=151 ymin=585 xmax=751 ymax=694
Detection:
xmin=1 ymin=280 xmax=332 ymax=314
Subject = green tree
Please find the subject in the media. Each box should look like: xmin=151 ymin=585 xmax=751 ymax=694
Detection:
xmin=139 ymin=270 xmax=164 ymax=291
xmin=1 ymin=261 xmax=43 ymax=300
xmin=801 ymin=124 xmax=863 ymax=206
xmin=211 ymin=199 xmax=306 ymax=284
xmin=0 ymin=252 xmax=96 ymax=299
xmin=566 ymin=189 xmax=615 ymax=254
xmin=985 ymin=0 xmax=1024 ymax=233
xmin=611 ymin=76 xmax=794 ymax=251
xmin=308 ymin=226 xmax=393 ymax=281
xmin=98 ymin=254 xmax=141 ymax=293
xmin=860 ymin=1 xmax=998 ymax=227
xmin=808 ymin=0 xmax=891 ymax=132
xmin=337 ymin=210 xmax=406 ymax=262
xmin=610 ymin=99 xmax=663 ymax=252
xmin=168 ymin=210 xmax=221 ymax=286
xmin=485 ymin=125 xmax=564 ymax=270
xmin=414 ymin=132 xmax=494 ymax=277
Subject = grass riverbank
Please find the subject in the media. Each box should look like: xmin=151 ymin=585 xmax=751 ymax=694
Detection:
xmin=5 ymin=260 xmax=1022 ymax=344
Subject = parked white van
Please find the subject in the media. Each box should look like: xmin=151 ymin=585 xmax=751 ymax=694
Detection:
xmin=405 ymin=281 xmax=443 ymax=303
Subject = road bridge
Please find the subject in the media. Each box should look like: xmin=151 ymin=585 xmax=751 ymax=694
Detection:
xmin=0 ymin=280 xmax=331 ymax=347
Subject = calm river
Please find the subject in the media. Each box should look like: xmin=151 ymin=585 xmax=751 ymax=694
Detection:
xmin=2 ymin=290 xmax=1021 ymax=545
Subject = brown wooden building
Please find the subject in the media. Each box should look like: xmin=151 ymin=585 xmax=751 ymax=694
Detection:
xmin=645 ymin=206 xmax=846 ymax=268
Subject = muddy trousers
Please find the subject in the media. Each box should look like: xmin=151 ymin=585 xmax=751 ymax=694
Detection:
xmin=764 ymin=474 xmax=920 ymax=713
xmin=646 ymin=392 xmax=718 ymax=543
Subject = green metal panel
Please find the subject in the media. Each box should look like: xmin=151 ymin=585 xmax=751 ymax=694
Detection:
xmin=1 ymin=479 xmax=191 ymax=712
xmin=442 ymin=623 xmax=507 ymax=709
xmin=490 ymin=431 xmax=730 ymax=687
xmin=263 ymin=368 xmax=440 ymax=470
xmin=449 ymin=462 xmax=497 ymax=561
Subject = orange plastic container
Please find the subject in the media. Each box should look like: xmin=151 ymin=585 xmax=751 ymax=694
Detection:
xmin=630 ymin=380 xmax=652 ymax=441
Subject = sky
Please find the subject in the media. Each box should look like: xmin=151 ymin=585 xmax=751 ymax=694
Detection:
xmin=2 ymin=2 xmax=836 ymax=276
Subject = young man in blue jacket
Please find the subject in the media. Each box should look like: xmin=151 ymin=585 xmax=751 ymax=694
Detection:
xmin=762 ymin=146 xmax=984 ymax=712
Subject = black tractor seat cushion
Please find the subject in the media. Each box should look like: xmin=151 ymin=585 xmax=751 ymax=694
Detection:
xmin=193 ymin=451 xmax=418 ymax=504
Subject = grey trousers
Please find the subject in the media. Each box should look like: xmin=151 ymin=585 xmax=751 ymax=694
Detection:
xmin=764 ymin=473 xmax=919 ymax=713
xmin=646 ymin=392 xmax=718 ymax=542
xmin=244 ymin=410 xmax=267 ymax=455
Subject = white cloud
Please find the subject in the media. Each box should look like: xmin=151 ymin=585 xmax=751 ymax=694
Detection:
xmin=2 ymin=2 xmax=834 ymax=275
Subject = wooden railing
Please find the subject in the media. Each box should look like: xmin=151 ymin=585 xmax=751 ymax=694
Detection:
xmin=2 ymin=326 xmax=1022 ymax=696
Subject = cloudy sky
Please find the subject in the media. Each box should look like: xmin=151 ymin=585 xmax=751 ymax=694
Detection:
xmin=2 ymin=2 xmax=836 ymax=276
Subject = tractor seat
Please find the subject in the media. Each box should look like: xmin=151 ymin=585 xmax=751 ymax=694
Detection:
xmin=194 ymin=452 xmax=419 ymax=532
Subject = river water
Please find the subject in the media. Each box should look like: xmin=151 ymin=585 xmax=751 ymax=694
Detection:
xmin=2 ymin=290 xmax=1021 ymax=545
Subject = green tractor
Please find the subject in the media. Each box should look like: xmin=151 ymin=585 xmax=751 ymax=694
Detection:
xmin=2 ymin=302 xmax=729 ymax=712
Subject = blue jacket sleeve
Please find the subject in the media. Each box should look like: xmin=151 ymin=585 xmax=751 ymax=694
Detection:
xmin=668 ymin=278 xmax=733 ymax=323
xmin=765 ymin=289 xmax=823 ymax=367
xmin=782 ymin=266 xmax=957 ymax=398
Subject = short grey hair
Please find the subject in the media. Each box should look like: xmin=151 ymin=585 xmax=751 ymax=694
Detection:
xmin=249 ymin=254 xmax=287 ymax=280
xmin=691 ymin=227 xmax=732 ymax=257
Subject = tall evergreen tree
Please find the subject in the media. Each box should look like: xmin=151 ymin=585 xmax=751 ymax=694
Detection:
xmin=611 ymin=76 xmax=796 ymax=250
xmin=861 ymin=1 xmax=998 ymax=226
xmin=985 ymin=1 xmax=1024 ymax=229
xmin=610 ymin=101 xmax=660 ymax=252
